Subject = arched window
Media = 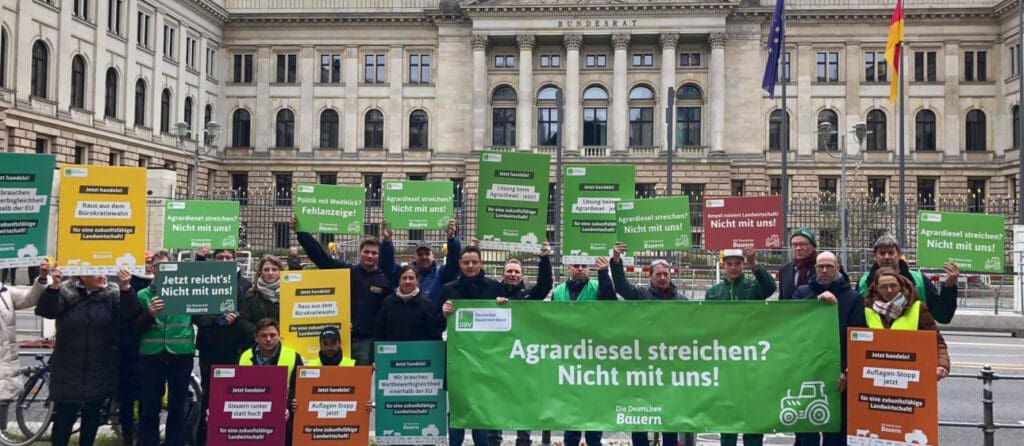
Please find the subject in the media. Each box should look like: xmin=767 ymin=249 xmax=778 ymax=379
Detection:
xmin=817 ymin=109 xmax=839 ymax=151
xmin=70 ymin=55 xmax=86 ymax=108
xmin=1013 ymin=105 xmax=1020 ymax=150
xmin=629 ymin=85 xmax=655 ymax=147
xmin=204 ymin=104 xmax=214 ymax=145
xmin=915 ymin=110 xmax=936 ymax=151
xmin=320 ymin=109 xmax=339 ymax=148
xmin=31 ymin=41 xmax=48 ymax=98
xmin=276 ymin=109 xmax=295 ymax=148
xmin=676 ymin=84 xmax=703 ymax=147
xmin=537 ymin=85 xmax=560 ymax=146
xmin=965 ymin=109 xmax=986 ymax=152
xmin=769 ymin=109 xmax=790 ymax=152
xmin=491 ymin=85 xmax=516 ymax=146
xmin=104 ymin=68 xmax=118 ymax=118
xmin=231 ymin=109 xmax=251 ymax=147
xmin=133 ymin=79 xmax=146 ymax=126
xmin=0 ymin=28 xmax=7 ymax=88
xmin=583 ymin=85 xmax=609 ymax=146
xmin=183 ymin=97 xmax=194 ymax=138
xmin=866 ymin=109 xmax=887 ymax=151
xmin=364 ymin=109 xmax=384 ymax=149
xmin=160 ymin=88 xmax=172 ymax=133
xmin=409 ymin=110 xmax=428 ymax=149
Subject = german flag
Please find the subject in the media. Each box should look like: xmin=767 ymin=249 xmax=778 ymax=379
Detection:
xmin=885 ymin=0 xmax=905 ymax=103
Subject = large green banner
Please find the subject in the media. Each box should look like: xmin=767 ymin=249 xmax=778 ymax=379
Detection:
xmin=448 ymin=301 xmax=841 ymax=433
xmin=153 ymin=262 xmax=238 ymax=315
xmin=918 ymin=211 xmax=1005 ymax=272
xmin=164 ymin=200 xmax=240 ymax=249
xmin=616 ymin=196 xmax=692 ymax=251
xmin=294 ymin=184 xmax=365 ymax=234
xmin=374 ymin=341 xmax=448 ymax=445
xmin=476 ymin=151 xmax=550 ymax=253
xmin=0 ymin=153 xmax=55 ymax=268
xmin=562 ymin=165 xmax=635 ymax=264
xmin=383 ymin=181 xmax=452 ymax=230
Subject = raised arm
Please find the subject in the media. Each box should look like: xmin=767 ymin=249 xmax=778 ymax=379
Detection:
xmin=609 ymin=243 xmax=639 ymax=301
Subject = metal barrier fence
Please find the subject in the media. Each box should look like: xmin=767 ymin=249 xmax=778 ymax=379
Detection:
xmin=939 ymin=366 xmax=1024 ymax=446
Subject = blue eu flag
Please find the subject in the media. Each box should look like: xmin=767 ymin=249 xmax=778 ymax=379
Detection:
xmin=762 ymin=0 xmax=785 ymax=98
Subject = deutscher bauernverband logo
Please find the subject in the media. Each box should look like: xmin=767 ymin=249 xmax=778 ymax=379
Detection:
xmin=454 ymin=308 xmax=512 ymax=332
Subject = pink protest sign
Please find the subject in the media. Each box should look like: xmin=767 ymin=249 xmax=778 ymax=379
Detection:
xmin=206 ymin=365 xmax=289 ymax=445
xmin=703 ymin=196 xmax=784 ymax=250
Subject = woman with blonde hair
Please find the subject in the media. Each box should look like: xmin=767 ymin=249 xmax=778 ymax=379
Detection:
xmin=864 ymin=267 xmax=950 ymax=379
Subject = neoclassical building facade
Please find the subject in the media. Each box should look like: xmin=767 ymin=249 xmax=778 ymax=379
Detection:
xmin=2 ymin=0 xmax=1022 ymax=247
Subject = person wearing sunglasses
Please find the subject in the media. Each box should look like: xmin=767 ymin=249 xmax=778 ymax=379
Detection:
xmin=609 ymin=242 xmax=686 ymax=301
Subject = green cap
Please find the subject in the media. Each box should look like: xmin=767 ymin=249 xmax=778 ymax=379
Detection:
xmin=790 ymin=228 xmax=817 ymax=247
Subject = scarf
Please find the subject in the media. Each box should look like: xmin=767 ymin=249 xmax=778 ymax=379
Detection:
xmin=566 ymin=278 xmax=589 ymax=301
xmin=872 ymin=293 xmax=909 ymax=325
xmin=256 ymin=277 xmax=281 ymax=304
xmin=396 ymin=287 xmax=420 ymax=300
xmin=794 ymin=255 xmax=816 ymax=288
xmin=318 ymin=349 xmax=343 ymax=366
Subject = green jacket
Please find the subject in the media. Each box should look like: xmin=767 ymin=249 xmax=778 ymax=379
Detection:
xmin=704 ymin=265 xmax=777 ymax=301
xmin=137 ymin=287 xmax=196 ymax=356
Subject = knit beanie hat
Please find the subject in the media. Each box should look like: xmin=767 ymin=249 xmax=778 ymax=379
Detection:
xmin=790 ymin=228 xmax=817 ymax=247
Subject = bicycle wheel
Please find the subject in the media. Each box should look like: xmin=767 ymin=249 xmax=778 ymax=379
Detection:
xmin=14 ymin=370 xmax=53 ymax=443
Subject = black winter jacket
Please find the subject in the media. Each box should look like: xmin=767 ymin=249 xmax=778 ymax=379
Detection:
xmin=442 ymin=273 xmax=505 ymax=301
xmin=793 ymin=274 xmax=868 ymax=370
xmin=375 ymin=292 xmax=445 ymax=342
xmin=500 ymin=256 xmax=553 ymax=300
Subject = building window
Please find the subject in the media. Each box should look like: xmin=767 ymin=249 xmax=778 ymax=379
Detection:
xmin=206 ymin=47 xmax=216 ymax=78
xmin=233 ymin=54 xmax=253 ymax=83
xmin=364 ymin=174 xmax=382 ymax=207
xmin=409 ymin=110 xmax=429 ymax=149
xmin=679 ymin=52 xmax=701 ymax=67
xmin=583 ymin=86 xmax=609 ymax=146
xmin=730 ymin=180 xmax=745 ymax=196
xmin=276 ymin=54 xmax=297 ymax=83
xmin=769 ymin=109 xmax=790 ymax=151
xmin=319 ymin=109 xmax=339 ymax=149
xmin=817 ymin=109 xmax=839 ymax=151
xmin=868 ymin=177 xmax=887 ymax=202
xmin=914 ymin=51 xmax=936 ymax=82
xmin=680 ymin=183 xmax=705 ymax=237
xmin=232 ymin=109 xmax=251 ymax=147
xmin=494 ymin=55 xmax=515 ymax=69
xmin=74 ymin=0 xmax=89 ymax=20
xmin=1011 ymin=44 xmax=1022 ymax=77
xmin=452 ymin=179 xmax=465 ymax=208
xmin=163 ymin=25 xmax=176 ymax=59
xmin=585 ymin=54 xmax=606 ymax=68
xmin=74 ymin=144 xmax=89 ymax=164
xmin=183 ymin=97 xmax=193 ymax=138
xmin=364 ymin=54 xmax=386 ymax=83
xmin=204 ymin=104 xmax=213 ymax=144
xmin=917 ymin=178 xmax=936 ymax=210
xmin=968 ymin=179 xmax=986 ymax=213
xmin=70 ymin=55 xmax=86 ymax=108
xmin=629 ymin=85 xmax=655 ymax=147
xmin=319 ymin=173 xmax=337 ymax=185
xmin=965 ymin=109 xmax=986 ymax=151
xmin=866 ymin=109 xmax=887 ymax=151
xmin=0 ymin=29 xmax=7 ymax=88
xmin=138 ymin=155 xmax=150 ymax=168
xmin=104 ymin=68 xmax=118 ymax=118
xmin=676 ymin=84 xmax=702 ymax=147
xmin=770 ymin=176 xmax=783 ymax=196
xmin=632 ymin=53 xmax=654 ymax=67
xmin=275 ymin=109 xmax=295 ymax=148
xmin=819 ymin=177 xmax=838 ymax=198
xmin=320 ymin=54 xmax=342 ymax=83
xmin=107 ymin=0 xmax=123 ymax=36
xmin=31 ymin=41 xmax=49 ymax=98
xmin=136 ymin=11 xmax=151 ymax=48
xmin=134 ymin=79 xmax=146 ymax=126
xmin=274 ymin=173 xmax=293 ymax=206
xmin=491 ymin=85 xmax=517 ymax=146
xmin=816 ymin=51 xmax=839 ymax=82
xmin=864 ymin=51 xmax=887 ymax=82
xmin=34 ymin=138 xmax=49 ymax=154
xmin=185 ymin=36 xmax=197 ymax=69
xmin=964 ymin=50 xmax=987 ymax=82
xmin=778 ymin=51 xmax=791 ymax=82
xmin=231 ymin=173 xmax=249 ymax=204
xmin=365 ymin=110 xmax=384 ymax=148
xmin=539 ymin=54 xmax=561 ymax=68
xmin=108 ymin=149 xmax=122 ymax=166
xmin=915 ymin=110 xmax=936 ymax=151
xmin=537 ymin=85 xmax=560 ymax=146
xmin=403 ymin=54 xmax=430 ymax=84
xmin=1013 ymin=105 xmax=1020 ymax=149
xmin=635 ymin=183 xmax=656 ymax=199
xmin=160 ymin=88 xmax=172 ymax=133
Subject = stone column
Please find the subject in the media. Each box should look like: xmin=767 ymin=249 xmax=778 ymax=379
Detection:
xmin=471 ymin=35 xmax=488 ymax=152
xmin=343 ymin=46 xmax=359 ymax=153
xmin=516 ymin=34 xmax=535 ymax=152
xmin=709 ymin=32 xmax=727 ymax=154
xmin=659 ymin=33 xmax=678 ymax=152
xmin=299 ymin=46 xmax=315 ymax=152
xmin=564 ymin=34 xmax=583 ymax=154
xmin=612 ymin=33 xmax=631 ymax=154
xmin=388 ymin=45 xmax=404 ymax=154
xmin=943 ymin=40 xmax=961 ymax=157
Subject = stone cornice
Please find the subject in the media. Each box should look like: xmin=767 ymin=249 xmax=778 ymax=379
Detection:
xmin=731 ymin=4 xmax=998 ymax=24
xmin=460 ymin=2 xmax=739 ymax=18
xmin=225 ymin=14 xmax=439 ymax=25
xmin=186 ymin=0 xmax=230 ymax=23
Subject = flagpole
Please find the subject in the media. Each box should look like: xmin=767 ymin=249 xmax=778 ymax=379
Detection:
xmin=898 ymin=42 xmax=906 ymax=247
xmin=780 ymin=9 xmax=789 ymax=263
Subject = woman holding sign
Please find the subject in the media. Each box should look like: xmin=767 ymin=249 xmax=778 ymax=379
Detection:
xmin=238 ymin=255 xmax=284 ymax=339
xmin=864 ymin=267 xmax=951 ymax=379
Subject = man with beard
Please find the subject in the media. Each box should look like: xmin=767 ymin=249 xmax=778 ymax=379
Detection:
xmin=779 ymin=228 xmax=819 ymax=299
xmin=793 ymin=251 xmax=867 ymax=446
xmin=610 ymin=242 xmax=686 ymax=301
xmin=304 ymin=327 xmax=354 ymax=366
xmin=856 ymin=234 xmax=958 ymax=323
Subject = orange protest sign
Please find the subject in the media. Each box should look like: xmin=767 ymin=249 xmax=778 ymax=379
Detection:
xmin=846 ymin=328 xmax=938 ymax=446
xmin=292 ymin=366 xmax=372 ymax=445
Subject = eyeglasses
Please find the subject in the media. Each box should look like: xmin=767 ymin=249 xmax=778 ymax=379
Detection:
xmin=815 ymin=264 xmax=836 ymax=270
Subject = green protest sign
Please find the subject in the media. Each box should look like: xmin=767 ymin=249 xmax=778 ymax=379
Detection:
xmin=0 ymin=153 xmax=55 ymax=268
xmin=294 ymin=184 xmax=365 ymax=234
xmin=562 ymin=165 xmax=635 ymax=264
xmin=616 ymin=196 xmax=691 ymax=251
xmin=153 ymin=262 xmax=238 ymax=315
xmin=476 ymin=151 xmax=550 ymax=252
xmin=374 ymin=341 xmax=448 ymax=444
xmin=383 ymin=181 xmax=452 ymax=230
xmin=448 ymin=301 xmax=841 ymax=433
xmin=164 ymin=200 xmax=240 ymax=249
xmin=918 ymin=211 xmax=1005 ymax=272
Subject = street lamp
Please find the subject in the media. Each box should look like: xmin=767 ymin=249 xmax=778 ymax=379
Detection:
xmin=172 ymin=121 xmax=222 ymax=199
xmin=818 ymin=122 xmax=869 ymax=269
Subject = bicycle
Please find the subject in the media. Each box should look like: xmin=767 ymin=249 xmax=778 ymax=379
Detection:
xmin=0 ymin=353 xmax=50 ymax=446
xmin=10 ymin=353 xmax=203 ymax=445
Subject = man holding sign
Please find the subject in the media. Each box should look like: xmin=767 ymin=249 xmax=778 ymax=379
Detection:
xmin=610 ymin=242 xmax=686 ymax=301
xmin=856 ymin=234 xmax=959 ymax=324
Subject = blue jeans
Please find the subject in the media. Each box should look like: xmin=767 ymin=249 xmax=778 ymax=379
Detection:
xmin=139 ymin=354 xmax=193 ymax=446
xmin=564 ymin=430 xmax=602 ymax=445
xmin=721 ymin=433 xmax=764 ymax=446
xmin=632 ymin=432 xmax=679 ymax=446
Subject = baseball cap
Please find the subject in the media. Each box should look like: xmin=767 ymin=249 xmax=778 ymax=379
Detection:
xmin=319 ymin=327 xmax=341 ymax=341
xmin=722 ymin=249 xmax=745 ymax=260
xmin=415 ymin=243 xmax=433 ymax=254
